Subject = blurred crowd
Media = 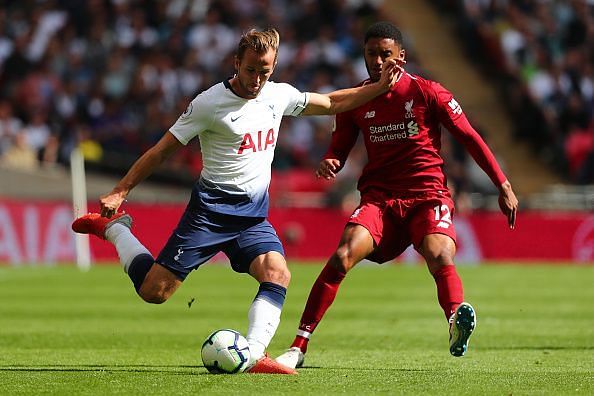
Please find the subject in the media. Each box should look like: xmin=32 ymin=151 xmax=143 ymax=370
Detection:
xmin=0 ymin=0 xmax=494 ymax=209
xmin=0 ymin=0 xmax=387 ymax=176
xmin=438 ymin=0 xmax=594 ymax=184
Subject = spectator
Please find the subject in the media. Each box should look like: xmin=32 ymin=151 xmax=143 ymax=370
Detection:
xmin=0 ymin=100 xmax=23 ymax=155
xmin=0 ymin=0 xmax=496 ymax=209
xmin=447 ymin=0 xmax=594 ymax=180
xmin=1 ymin=130 xmax=38 ymax=170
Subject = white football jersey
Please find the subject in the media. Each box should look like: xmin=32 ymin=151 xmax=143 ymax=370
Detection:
xmin=169 ymin=79 xmax=309 ymax=217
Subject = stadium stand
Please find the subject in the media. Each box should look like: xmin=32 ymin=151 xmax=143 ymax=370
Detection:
xmin=0 ymin=0 xmax=590 ymax=210
xmin=0 ymin=1 xmax=389 ymax=203
xmin=431 ymin=0 xmax=594 ymax=185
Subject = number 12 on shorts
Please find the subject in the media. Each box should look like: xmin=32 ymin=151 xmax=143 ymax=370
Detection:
xmin=434 ymin=204 xmax=452 ymax=229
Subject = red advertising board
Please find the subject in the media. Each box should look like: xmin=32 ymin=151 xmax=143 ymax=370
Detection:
xmin=0 ymin=199 xmax=592 ymax=265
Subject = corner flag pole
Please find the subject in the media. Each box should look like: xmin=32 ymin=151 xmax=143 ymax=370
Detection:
xmin=70 ymin=148 xmax=91 ymax=271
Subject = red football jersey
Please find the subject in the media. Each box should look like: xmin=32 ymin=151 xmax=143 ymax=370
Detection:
xmin=326 ymin=72 xmax=507 ymax=195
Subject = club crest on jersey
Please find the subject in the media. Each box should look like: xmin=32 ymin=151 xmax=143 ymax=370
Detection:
xmin=181 ymin=102 xmax=193 ymax=118
xmin=238 ymin=128 xmax=276 ymax=154
xmin=404 ymin=99 xmax=414 ymax=119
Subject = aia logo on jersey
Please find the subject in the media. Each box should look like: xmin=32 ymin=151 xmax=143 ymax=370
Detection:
xmin=237 ymin=128 xmax=276 ymax=154
xmin=404 ymin=99 xmax=414 ymax=119
xmin=448 ymin=98 xmax=462 ymax=115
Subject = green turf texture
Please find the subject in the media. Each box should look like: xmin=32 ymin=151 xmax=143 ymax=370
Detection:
xmin=0 ymin=263 xmax=592 ymax=395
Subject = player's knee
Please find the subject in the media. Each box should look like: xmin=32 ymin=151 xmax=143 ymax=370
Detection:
xmin=421 ymin=234 xmax=455 ymax=256
xmin=251 ymin=255 xmax=291 ymax=287
xmin=419 ymin=240 xmax=455 ymax=273
xmin=431 ymin=247 xmax=454 ymax=262
xmin=268 ymin=264 xmax=291 ymax=286
xmin=138 ymin=290 xmax=168 ymax=304
xmin=331 ymin=246 xmax=355 ymax=273
xmin=427 ymin=248 xmax=454 ymax=268
xmin=137 ymin=282 xmax=171 ymax=304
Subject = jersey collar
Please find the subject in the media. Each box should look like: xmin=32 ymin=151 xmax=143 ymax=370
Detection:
xmin=391 ymin=71 xmax=411 ymax=94
xmin=224 ymin=77 xmax=244 ymax=99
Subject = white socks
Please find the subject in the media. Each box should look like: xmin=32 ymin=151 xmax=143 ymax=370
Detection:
xmin=246 ymin=297 xmax=282 ymax=364
xmin=104 ymin=223 xmax=151 ymax=273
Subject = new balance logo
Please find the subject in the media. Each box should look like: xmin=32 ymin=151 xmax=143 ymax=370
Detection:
xmin=448 ymin=98 xmax=462 ymax=115
xmin=364 ymin=111 xmax=375 ymax=119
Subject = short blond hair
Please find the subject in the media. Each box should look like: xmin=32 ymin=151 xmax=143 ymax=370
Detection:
xmin=237 ymin=28 xmax=280 ymax=62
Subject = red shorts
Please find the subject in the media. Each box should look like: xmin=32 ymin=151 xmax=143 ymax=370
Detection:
xmin=348 ymin=190 xmax=457 ymax=263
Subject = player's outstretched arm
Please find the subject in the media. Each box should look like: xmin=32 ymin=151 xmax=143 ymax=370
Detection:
xmin=430 ymin=81 xmax=519 ymax=230
xmin=498 ymin=180 xmax=518 ymax=229
xmin=315 ymin=158 xmax=342 ymax=180
xmin=100 ymin=131 xmax=183 ymax=218
xmin=301 ymin=59 xmax=401 ymax=116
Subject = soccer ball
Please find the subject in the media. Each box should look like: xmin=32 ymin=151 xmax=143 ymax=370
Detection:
xmin=201 ymin=329 xmax=251 ymax=374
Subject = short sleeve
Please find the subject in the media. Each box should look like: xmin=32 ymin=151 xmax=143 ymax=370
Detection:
xmin=169 ymin=91 xmax=215 ymax=145
xmin=277 ymin=83 xmax=309 ymax=116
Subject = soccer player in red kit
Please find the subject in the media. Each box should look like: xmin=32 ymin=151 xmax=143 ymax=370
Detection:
xmin=276 ymin=22 xmax=519 ymax=368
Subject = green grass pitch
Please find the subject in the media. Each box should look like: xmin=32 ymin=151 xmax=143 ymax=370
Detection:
xmin=0 ymin=263 xmax=592 ymax=395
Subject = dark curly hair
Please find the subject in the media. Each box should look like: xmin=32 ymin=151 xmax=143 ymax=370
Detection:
xmin=364 ymin=21 xmax=403 ymax=46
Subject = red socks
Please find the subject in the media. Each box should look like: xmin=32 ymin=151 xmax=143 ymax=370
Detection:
xmin=290 ymin=264 xmax=346 ymax=353
xmin=432 ymin=264 xmax=464 ymax=319
xmin=290 ymin=335 xmax=309 ymax=352
xmin=291 ymin=263 xmax=463 ymax=353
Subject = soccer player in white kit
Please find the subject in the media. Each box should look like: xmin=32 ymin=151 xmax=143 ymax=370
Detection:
xmin=72 ymin=28 xmax=400 ymax=374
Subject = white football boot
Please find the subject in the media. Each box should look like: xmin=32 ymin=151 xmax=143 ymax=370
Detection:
xmin=275 ymin=347 xmax=305 ymax=369
xmin=449 ymin=302 xmax=476 ymax=357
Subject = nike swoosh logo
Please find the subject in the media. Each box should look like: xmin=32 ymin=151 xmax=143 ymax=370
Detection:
xmin=230 ymin=114 xmax=243 ymax=122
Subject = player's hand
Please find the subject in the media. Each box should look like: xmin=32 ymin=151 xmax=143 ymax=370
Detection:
xmin=100 ymin=189 xmax=127 ymax=218
xmin=316 ymin=158 xmax=342 ymax=180
xmin=378 ymin=59 xmax=404 ymax=91
xmin=498 ymin=180 xmax=518 ymax=229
